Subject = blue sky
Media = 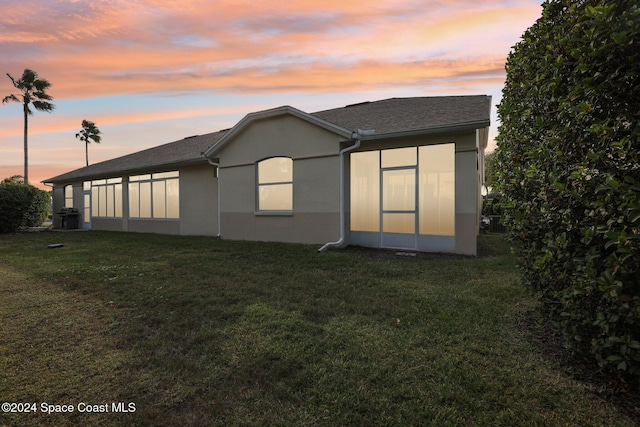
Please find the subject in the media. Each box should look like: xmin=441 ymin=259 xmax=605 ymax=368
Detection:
xmin=0 ymin=0 xmax=542 ymax=188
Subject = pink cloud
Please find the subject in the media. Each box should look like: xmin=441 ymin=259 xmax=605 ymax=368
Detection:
xmin=1 ymin=0 xmax=543 ymax=188
xmin=2 ymin=1 xmax=541 ymax=100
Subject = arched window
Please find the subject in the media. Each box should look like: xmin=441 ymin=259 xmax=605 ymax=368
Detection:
xmin=257 ymin=157 xmax=293 ymax=211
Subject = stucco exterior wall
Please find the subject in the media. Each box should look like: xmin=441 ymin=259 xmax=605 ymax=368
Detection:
xmin=127 ymin=219 xmax=180 ymax=234
xmin=48 ymin=116 xmax=483 ymax=255
xmin=179 ymin=163 xmax=218 ymax=236
xmin=455 ymin=133 xmax=480 ymax=256
xmin=218 ymin=115 xmax=342 ymax=165
xmin=50 ymin=163 xmax=218 ymax=236
xmin=216 ymin=114 xmax=342 ymax=244
xmin=51 ymin=186 xmax=65 ymax=228
xmin=92 ymin=217 xmax=128 ymax=232
xmin=50 ymin=183 xmax=85 ymax=229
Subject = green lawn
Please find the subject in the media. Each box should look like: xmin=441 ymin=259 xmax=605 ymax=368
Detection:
xmin=0 ymin=231 xmax=637 ymax=426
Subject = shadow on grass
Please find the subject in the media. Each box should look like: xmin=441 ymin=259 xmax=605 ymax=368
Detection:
xmin=1 ymin=231 xmax=638 ymax=426
xmin=516 ymin=309 xmax=640 ymax=425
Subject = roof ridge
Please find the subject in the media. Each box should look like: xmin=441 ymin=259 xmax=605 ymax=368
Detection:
xmin=311 ymin=94 xmax=489 ymax=115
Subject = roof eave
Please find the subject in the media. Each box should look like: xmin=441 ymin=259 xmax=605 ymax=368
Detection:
xmin=359 ymin=120 xmax=490 ymax=141
xmin=43 ymin=158 xmax=209 ymax=185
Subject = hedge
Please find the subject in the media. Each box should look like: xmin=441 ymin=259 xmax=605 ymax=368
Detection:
xmin=0 ymin=182 xmax=51 ymax=233
xmin=495 ymin=1 xmax=640 ymax=376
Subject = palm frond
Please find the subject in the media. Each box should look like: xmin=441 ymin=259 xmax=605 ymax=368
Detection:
xmin=33 ymin=91 xmax=53 ymax=101
xmin=32 ymin=100 xmax=55 ymax=112
xmin=77 ymin=120 xmax=102 ymax=144
xmin=2 ymin=94 xmax=20 ymax=104
xmin=33 ymin=79 xmax=52 ymax=91
xmin=6 ymin=73 xmax=18 ymax=88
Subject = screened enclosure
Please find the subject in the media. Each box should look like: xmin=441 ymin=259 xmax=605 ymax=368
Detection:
xmin=350 ymin=143 xmax=455 ymax=251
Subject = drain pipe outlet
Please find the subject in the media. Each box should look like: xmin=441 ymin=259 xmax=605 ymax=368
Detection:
xmin=318 ymin=129 xmax=374 ymax=252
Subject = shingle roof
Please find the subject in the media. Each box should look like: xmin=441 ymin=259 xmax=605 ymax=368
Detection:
xmin=44 ymin=130 xmax=227 ymax=184
xmin=44 ymin=96 xmax=490 ymax=184
xmin=311 ymin=95 xmax=491 ymax=136
xmin=204 ymin=95 xmax=491 ymax=157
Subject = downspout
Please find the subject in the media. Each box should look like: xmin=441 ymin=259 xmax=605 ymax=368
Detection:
xmin=318 ymin=129 xmax=374 ymax=252
xmin=207 ymin=158 xmax=221 ymax=238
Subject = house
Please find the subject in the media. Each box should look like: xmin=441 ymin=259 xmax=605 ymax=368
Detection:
xmin=44 ymin=96 xmax=491 ymax=255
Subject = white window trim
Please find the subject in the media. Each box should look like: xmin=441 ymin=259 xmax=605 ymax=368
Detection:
xmin=128 ymin=172 xmax=180 ymax=220
xmin=64 ymin=185 xmax=74 ymax=208
xmin=256 ymin=157 xmax=293 ymax=214
xmin=90 ymin=178 xmax=123 ymax=218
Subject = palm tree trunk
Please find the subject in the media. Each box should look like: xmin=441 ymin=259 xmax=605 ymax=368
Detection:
xmin=23 ymin=103 xmax=28 ymax=185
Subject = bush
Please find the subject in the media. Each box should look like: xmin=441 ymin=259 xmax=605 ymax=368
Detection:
xmin=495 ymin=1 xmax=640 ymax=376
xmin=0 ymin=182 xmax=51 ymax=233
xmin=482 ymin=194 xmax=502 ymax=217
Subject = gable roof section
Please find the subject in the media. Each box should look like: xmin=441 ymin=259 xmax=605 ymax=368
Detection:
xmin=311 ymin=95 xmax=491 ymax=140
xmin=203 ymin=105 xmax=353 ymax=158
xmin=44 ymin=130 xmax=227 ymax=184
xmin=204 ymin=96 xmax=491 ymax=159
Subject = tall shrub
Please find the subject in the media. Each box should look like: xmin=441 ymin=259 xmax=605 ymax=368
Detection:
xmin=0 ymin=181 xmax=50 ymax=233
xmin=495 ymin=0 xmax=640 ymax=375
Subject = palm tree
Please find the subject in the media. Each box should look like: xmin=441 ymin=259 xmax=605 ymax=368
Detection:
xmin=2 ymin=69 xmax=55 ymax=185
xmin=76 ymin=120 xmax=102 ymax=166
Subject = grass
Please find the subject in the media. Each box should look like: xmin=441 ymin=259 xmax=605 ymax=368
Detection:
xmin=0 ymin=231 xmax=637 ymax=426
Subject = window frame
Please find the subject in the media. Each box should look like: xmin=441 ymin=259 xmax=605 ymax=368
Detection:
xmin=418 ymin=143 xmax=455 ymax=236
xmin=350 ymin=143 xmax=455 ymax=236
xmin=256 ymin=157 xmax=294 ymax=214
xmin=64 ymin=185 xmax=74 ymax=208
xmin=128 ymin=171 xmax=180 ymax=220
xmin=89 ymin=178 xmax=123 ymax=218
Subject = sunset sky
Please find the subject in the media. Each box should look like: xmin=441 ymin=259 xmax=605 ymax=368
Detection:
xmin=0 ymin=0 xmax=542 ymax=189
